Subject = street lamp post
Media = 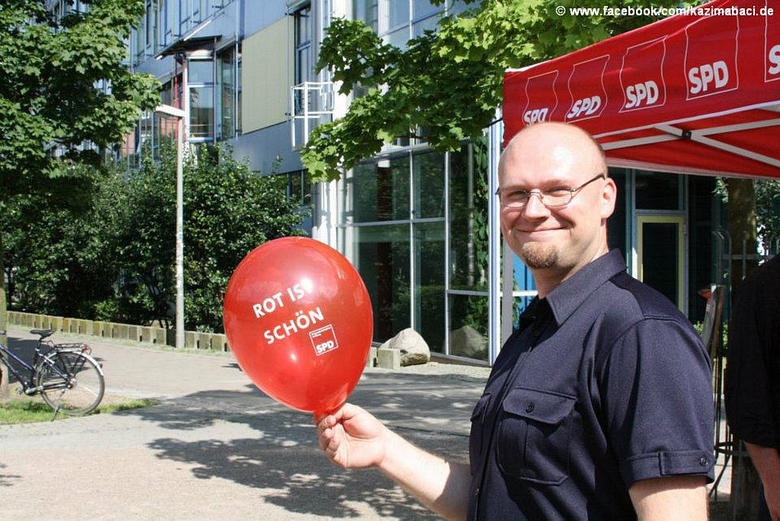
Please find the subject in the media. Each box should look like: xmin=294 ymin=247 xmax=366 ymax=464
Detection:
xmin=155 ymin=104 xmax=187 ymax=350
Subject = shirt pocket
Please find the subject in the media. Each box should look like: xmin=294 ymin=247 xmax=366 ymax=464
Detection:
xmin=497 ymin=387 xmax=576 ymax=485
xmin=469 ymin=393 xmax=492 ymax=475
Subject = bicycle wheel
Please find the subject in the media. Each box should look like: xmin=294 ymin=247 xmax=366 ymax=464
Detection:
xmin=36 ymin=351 xmax=105 ymax=416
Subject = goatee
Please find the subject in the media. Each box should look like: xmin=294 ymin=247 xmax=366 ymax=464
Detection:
xmin=520 ymin=243 xmax=558 ymax=269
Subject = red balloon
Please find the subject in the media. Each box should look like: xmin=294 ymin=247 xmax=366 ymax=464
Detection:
xmin=223 ymin=237 xmax=373 ymax=414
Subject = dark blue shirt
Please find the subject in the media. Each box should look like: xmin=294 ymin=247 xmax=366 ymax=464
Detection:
xmin=467 ymin=250 xmax=714 ymax=521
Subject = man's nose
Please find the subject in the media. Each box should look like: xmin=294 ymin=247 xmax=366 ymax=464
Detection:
xmin=522 ymin=191 xmax=550 ymax=218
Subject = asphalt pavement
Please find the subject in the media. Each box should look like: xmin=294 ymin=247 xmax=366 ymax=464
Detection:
xmin=0 ymin=327 xmax=490 ymax=521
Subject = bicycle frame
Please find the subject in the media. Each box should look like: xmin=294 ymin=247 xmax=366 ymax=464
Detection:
xmin=0 ymin=343 xmax=80 ymax=396
xmin=0 ymin=343 xmax=39 ymax=391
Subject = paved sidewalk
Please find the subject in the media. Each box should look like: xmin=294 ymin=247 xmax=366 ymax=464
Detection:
xmin=0 ymin=327 xmax=489 ymax=521
xmin=1 ymin=327 xmax=733 ymax=520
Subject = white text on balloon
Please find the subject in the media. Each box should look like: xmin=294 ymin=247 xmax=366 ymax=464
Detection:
xmin=263 ymin=307 xmax=325 ymax=345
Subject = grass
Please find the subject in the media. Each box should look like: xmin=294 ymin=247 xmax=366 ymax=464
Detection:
xmin=0 ymin=398 xmax=159 ymax=425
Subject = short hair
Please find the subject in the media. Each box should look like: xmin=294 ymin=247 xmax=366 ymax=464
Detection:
xmin=500 ymin=122 xmax=607 ymax=176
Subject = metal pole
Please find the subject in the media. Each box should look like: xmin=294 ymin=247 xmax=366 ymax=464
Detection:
xmin=155 ymin=104 xmax=187 ymax=349
xmin=488 ymin=110 xmax=503 ymax=364
xmin=175 ymin=115 xmax=185 ymax=350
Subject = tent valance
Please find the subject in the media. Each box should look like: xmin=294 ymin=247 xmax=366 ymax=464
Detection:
xmin=503 ymin=0 xmax=780 ymax=178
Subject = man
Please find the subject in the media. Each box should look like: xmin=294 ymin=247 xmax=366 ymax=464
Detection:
xmin=315 ymin=122 xmax=714 ymax=520
xmin=725 ymin=254 xmax=780 ymax=521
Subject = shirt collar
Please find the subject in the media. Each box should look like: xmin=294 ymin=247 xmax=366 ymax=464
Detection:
xmin=544 ymin=249 xmax=627 ymax=326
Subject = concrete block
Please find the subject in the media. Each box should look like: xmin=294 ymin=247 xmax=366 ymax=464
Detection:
xmin=126 ymin=325 xmax=139 ymax=342
xmin=114 ymin=323 xmax=129 ymax=339
xmin=62 ymin=318 xmax=73 ymax=333
xmin=211 ymin=334 xmax=229 ymax=352
xmin=92 ymin=321 xmax=105 ymax=337
xmin=152 ymin=327 xmax=167 ymax=344
xmin=83 ymin=320 xmax=95 ymax=336
xmin=365 ymin=346 xmax=378 ymax=368
xmin=139 ymin=326 xmax=153 ymax=343
xmin=184 ymin=331 xmax=197 ymax=349
xmin=376 ymin=348 xmax=400 ymax=370
xmin=51 ymin=316 xmax=63 ymax=332
xmin=193 ymin=332 xmax=206 ymax=350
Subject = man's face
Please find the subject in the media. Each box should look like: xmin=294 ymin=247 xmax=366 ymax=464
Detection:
xmin=498 ymin=125 xmax=615 ymax=279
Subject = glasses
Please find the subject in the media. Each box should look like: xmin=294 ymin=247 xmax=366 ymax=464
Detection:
xmin=496 ymin=173 xmax=606 ymax=209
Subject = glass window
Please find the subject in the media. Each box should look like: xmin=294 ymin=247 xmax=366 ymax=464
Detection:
xmin=414 ymin=221 xmax=445 ymax=352
xmin=353 ymin=224 xmax=411 ymax=342
xmin=386 ymin=26 xmax=409 ymax=48
xmin=287 ymin=170 xmax=312 ymax=206
xmin=188 ymin=59 xmax=213 ymax=84
xmin=413 ymin=0 xmax=440 ymax=21
xmin=295 ymin=6 xmax=313 ymax=84
xmin=387 ymin=0 xmax=409 ymax=29
xmin=179 ymin=0 xmax=192 ymax=32
xmin=134 ymin=26 xmax=144 ymax=65
xmin=236 ymin=53 xmax=242 ymax=133
xmin=447 ymin=0 xmax=474 ymax=16
xmin=449 ymin=138 xmax=489 ymax=291
xmin=353 ymin=0 xmax=378 ymax=30
xmin=413 ymin=151 xmax=444 ymax=218
xmin=412 ymin=14 xmax=439 ymax=37
xmin=636 ymin=171 xmax=682 ymax=210
xmin=217 ymin=46 xmax=239 ymax=140
xmin=189 ymin=85 xmax=214 ymax=138
xmin=353 ymin=157 xmax=410 ymax=222
xmin=449 ymin=294 xmax=488 ymax=361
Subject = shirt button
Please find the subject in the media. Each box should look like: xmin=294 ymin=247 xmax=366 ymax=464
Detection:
xmin=699 ymin=456 xmax=708 ymax=466
xmin=526 ymin=402 xmax=535 ymax=413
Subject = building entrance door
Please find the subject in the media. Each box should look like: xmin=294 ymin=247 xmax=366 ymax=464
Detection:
xmin=637 ymin=215 xmax=685 ymax=311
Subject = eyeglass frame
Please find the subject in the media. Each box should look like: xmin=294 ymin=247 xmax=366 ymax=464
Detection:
xmin=495 ymin=172 xmax=607 ymax=209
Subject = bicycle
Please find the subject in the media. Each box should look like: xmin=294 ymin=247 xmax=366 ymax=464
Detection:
xmin=31 ymin=327 xmax=92 ymax=357
xmin=0 ymin=329 xmax=105 ymax=417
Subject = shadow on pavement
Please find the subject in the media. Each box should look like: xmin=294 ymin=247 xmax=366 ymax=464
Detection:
xmin=118 ymin=371 xmax=483 ymax=520
xmin=0 ymin=464 xmax=22 ymax=487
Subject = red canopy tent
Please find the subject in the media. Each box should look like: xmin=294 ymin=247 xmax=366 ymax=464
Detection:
xmin=503 ymin=0 xmax=780 ymax=178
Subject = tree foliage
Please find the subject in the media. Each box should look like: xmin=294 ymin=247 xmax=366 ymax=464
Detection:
xmin=2 ymin=144 xmax=307 ymax=333
xmin=302 ymin=0 xmax=680 ymax=181
xmin=0 ymin=0 xmax=159 ymax=191
xmin=117 ymin=144 xmax=307 ymax=331
xmin=0 ymin=0 xmax=160 ymax=345
xmin=755 ymin=179 xmax=780 ymax=252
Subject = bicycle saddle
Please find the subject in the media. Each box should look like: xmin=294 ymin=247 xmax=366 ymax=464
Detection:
xmin=30 ymin=328 xmax=55 ymax=340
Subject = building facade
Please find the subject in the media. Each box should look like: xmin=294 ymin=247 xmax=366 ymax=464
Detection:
xmin=115 ymin=0 xmax=724 ymax=364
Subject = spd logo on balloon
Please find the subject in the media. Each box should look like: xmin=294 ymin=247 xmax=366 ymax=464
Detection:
xmin=223 ymin=237 xmax=373 ymax=414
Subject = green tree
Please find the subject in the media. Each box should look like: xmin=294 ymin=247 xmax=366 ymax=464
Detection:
xmin=117 ymin=143 xmax=307 ymax=332
xmin=1 ymin=165 xmax=123 ymax=318
xmin=0 ymin=0 xmax=159 ymax=345
xmin=302 ymin=0 xmax=680 ymax=181
xmin=755 ymin=179 xmax=780 ymax=253
xmin=3 ymin=143 xmax=308 ymax=334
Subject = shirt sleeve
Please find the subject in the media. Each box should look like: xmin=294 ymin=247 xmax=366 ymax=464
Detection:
xmin=724 ymin=276 xmax=776 ymax=447
xmin=600 ymin=317 xmax=715 ymax=486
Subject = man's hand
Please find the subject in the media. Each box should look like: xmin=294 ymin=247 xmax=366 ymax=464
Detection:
xmin=313 ymin=402 xmax=471 ymax=521
xmin=315 ymin=403 xmax=389 ymax=469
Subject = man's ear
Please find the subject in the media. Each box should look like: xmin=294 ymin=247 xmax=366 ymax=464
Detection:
xmin=600 ymin=177 xmax=617 ymax=220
